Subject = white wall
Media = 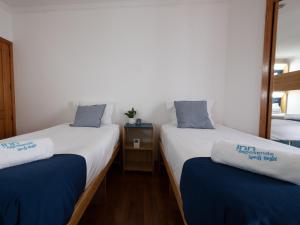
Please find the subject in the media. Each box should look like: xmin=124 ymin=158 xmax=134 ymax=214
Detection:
xmin=290 ymin=57 xmax=300 ymax=72
xmin=287 ymin=90 xmax=300 ymax=114
xmin=13 ymin=1 xmax=229 ymax=134
xmin=0 ymin=1 xmax=12 ymax=41
xmin=223 ymin=0 xmax=266 ymax=135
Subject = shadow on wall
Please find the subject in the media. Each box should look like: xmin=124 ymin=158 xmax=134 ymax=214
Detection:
xmin=28 ymin=101 xmax=171 ymax=134
xmin=17 ymin=99 xmax=222 ymax=135
xmin=26 ymin=105 xmax=75 ymax=134
xmin=51 ymin=103 xmax=76 ymax=125
xmin=109 ymin=102 xmax=171 ymax=126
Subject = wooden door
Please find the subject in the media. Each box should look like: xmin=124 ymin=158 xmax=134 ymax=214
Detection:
xmin=0 ymin=37 xmax=15 ymax=139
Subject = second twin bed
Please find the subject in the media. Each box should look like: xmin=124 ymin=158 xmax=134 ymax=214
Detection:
xmin=160 ymin=123 xmax=300 ymax=225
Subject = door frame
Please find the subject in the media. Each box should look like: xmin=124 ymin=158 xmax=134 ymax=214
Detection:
xmin=0 ymin=36 xmax=16 ymax=136
xmin=259 ymin=0 xmax=280 ymax=138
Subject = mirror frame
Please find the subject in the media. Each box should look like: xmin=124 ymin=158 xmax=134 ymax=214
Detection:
xmin=259 ymin=0 xmax=280 ymax=138
xmin=260 ymin=0 xmax=300 ymax=138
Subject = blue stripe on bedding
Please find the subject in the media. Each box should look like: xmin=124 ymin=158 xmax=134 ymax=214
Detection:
xmin=180 ymin=157 xmax=300 ymax=225
xmin=291 ymin=141 xmax=300 ymax=148
xmin=0 ymin=154 xmax=86 ymax=225
xmin=275 ymin=140 xmax=300 ymax=148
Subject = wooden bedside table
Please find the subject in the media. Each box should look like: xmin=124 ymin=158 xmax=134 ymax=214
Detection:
xmin=122 ymin=123 xmax=155 ymax=173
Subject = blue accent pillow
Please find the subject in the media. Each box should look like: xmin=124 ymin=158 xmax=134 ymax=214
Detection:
xmin=174 ymin=101 xmax=214 ymax=129
xmin=71 ymin=104 xmax=106 ymax=128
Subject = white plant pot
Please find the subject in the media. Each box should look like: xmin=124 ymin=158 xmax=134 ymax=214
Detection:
xmin=128 ymin=118 xmax=136 ymax=124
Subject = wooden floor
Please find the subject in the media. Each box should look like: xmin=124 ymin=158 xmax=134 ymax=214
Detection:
xmin=78 ymin=165 xmax=184 ymax=225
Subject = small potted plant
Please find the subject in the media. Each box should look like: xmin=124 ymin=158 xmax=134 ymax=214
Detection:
xmin=125 ymin=107 xmax=137 ymax=124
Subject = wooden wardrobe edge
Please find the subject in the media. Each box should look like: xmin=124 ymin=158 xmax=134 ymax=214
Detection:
xmin=159 ymin=140 xmax=188 ymax=225
xmin=66 ymin=141 xmax=121 ymax=225
xmin=0 ymin=36 xmax=12 ymax=45
xmin=0 ymin=36 xmax=16 ymax=136
xmin=259 ymin=0 xmax=279 ymax=138
xmin=9 ymin=42 xmax=16 ymax=136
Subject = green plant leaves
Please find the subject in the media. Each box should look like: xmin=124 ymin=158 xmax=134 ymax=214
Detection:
xmin=124 ymin=107 xmax=137 ymax=118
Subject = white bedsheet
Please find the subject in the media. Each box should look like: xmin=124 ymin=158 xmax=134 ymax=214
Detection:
xmin=161 ymin=124 xmax=298 ymax=187
xmin=0 ymin=124 xmax=120 ymax=188
xmin=271 ymin=119 xmax=300 ymax=141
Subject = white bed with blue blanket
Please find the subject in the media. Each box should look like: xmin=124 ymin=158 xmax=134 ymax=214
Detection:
xmin=160 ymin=123 xmax=300 ymax=225
xmin=271 ymin=118 xmax=300 ymax=148
xmin=0 ymin=123 xmax=120 ymax=225
xmin=1 ymin=123 xmax=120 ymax=187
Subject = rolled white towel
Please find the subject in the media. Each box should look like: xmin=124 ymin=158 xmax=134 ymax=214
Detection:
xmin=0 ymin=138 xmax=54 ymax=169
xmin=211 ymin=140 xmax=300 ymax=185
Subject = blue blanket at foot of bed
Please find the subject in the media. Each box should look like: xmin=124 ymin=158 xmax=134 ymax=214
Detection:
xmin=0 ymin=154 xmax=86 ymax=225
xmin=180 ymin=157 xmax=300 ymax=225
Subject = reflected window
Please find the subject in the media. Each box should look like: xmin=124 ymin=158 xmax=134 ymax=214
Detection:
xmin=274 ymin=63 xmax=289 ymax=75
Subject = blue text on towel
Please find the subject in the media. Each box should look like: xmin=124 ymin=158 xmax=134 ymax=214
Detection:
xmin=236 ymin=145 xmax=278 ymax=162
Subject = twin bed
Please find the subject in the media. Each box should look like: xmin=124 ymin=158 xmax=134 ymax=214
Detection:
xmin=271 ymin=118 xmax=300 ymax=148
xmin=0 ymin=123 xmax=120 ymax=225
xmin=160 ymin=123 xmax=300 ymax=225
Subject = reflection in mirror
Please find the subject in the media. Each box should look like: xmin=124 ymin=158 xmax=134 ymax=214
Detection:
xmin=271 ymin=0 xmax=300 ymax=148
xmin=275 ymin=0 xmax=300 ymax=74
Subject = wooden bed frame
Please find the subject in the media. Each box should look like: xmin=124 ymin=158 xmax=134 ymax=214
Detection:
xmin=159 ymin=140 xmax=188 ymax=225
xmin=67 ymin=141 xmax=121 ymax=225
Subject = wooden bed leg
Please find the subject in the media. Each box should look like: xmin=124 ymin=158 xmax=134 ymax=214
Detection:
xmin=158 ymin=144 xmax=163 ymax=174
xmin=168 ymin=182 xmax=173 ymax=200
xmin=103 ymin=176 xmax=107 ymax=202
xmin=158 ymin=149 xmax=161 ymax=173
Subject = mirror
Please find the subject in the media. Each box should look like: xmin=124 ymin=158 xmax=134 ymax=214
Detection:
xmin=270 ymin=0 xmax=300 ymax=148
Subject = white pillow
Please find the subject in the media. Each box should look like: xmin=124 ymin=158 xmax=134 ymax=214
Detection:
xmin=166 ymin=100 xmax=215 ymax=125
xmin=79 ymin=101 xmax=114 ymax=124
xmin=272 ymin=103 xmax=281 ymax=114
